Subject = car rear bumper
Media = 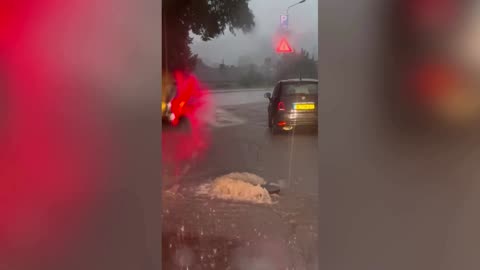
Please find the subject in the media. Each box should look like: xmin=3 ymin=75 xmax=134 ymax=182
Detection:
xmin=276 ymin=112 xmax=318 ymax=127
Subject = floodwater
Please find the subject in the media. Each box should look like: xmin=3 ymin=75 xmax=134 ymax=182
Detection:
xmin=211 ymin=89 xmax=269 ymax=107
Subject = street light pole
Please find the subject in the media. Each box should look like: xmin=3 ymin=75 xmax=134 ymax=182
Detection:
xmin=286 ymin=0 xmax=306 ymax=15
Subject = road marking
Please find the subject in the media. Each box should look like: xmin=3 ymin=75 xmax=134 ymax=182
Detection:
xmin=206 ymin=108 xmax=246 ymax=128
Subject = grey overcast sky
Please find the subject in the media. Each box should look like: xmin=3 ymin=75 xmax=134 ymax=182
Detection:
xmin=191 ymin=0 xmax=318 ymax=67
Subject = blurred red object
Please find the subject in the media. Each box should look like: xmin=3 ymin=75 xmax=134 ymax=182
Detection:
xmin=407 ymin=0 xmax=457 ymax=28
xmin=410 ymin=63 xmax=458 ymax=103
xmin=0 ymin=1 xmax=109 ymax=268
xmin=161 ymin=72 xmax=212 ymax=187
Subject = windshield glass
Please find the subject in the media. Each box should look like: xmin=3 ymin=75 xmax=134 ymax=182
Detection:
xmin=281 ymin=82 xmax=318 ymax=95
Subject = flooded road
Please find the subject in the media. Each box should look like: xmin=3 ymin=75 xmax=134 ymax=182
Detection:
xmin=162 ymin=90 xmax=318 ymax=269
xmin=162 ymin=193 xmax=318 ymax=269
xmin=210 ymin=88 xmax=269 ymax=107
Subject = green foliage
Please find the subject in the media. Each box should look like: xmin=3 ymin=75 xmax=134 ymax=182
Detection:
xmin=162 ymin=0 xmax=255 ymax=72
xmin=274 ymin=49 xmax=317 ymax=81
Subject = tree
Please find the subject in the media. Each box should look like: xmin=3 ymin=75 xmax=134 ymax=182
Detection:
xmin=264 ymin=57 xmax=272 ymax=66
xmin=238 ymin=55 xmax=255 ymax=67
xmin=274 ymin=49 xmax=317 ymax=81
xmin=263 ymin=57 xmax=274 ymax=84
xmin=162 ymin=0 xmax=255 ymax=72
xmin=239 ymin=64 xmax=265 ymax=87
xmin=219 ymin=59 xmax=226 ymax=71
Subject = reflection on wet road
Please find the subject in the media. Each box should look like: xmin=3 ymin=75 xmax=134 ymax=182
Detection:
xmin=211 ymin=88 xmax=270 ymax=107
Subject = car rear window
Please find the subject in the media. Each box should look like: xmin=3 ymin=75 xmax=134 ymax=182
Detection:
xmin=281 ymin=82 xmax=318 ymax=96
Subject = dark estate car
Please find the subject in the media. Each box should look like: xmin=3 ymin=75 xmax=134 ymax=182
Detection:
xmin=265 ymin=78 xmax=318 ymax=134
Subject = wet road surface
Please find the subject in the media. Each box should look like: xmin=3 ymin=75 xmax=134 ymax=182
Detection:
xmin=210 ymin=89 xmax=267 ymax=107
xmin=162 ymin=90 xmax=318 ymax=269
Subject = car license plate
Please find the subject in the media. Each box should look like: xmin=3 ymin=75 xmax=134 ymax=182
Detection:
xmin=294 ymin=103 xmax=315 ymax=110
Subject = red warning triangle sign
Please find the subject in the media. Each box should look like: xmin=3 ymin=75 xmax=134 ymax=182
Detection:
xmin=276 ymin=38 xmax=293 ymax=53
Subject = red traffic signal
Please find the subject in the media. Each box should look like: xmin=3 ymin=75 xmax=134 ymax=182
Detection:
xmin=276 ymin=38 xmax=293 ymax=53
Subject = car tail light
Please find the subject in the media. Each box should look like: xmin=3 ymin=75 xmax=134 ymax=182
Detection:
xmin=278 ymin=101 xmax=285 ymax=111
xmin=277 ymin=121 xmax=287 ymax=126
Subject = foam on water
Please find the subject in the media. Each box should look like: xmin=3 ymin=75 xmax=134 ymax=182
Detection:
xmin=196 ymin=172 xmax=272 ymax=205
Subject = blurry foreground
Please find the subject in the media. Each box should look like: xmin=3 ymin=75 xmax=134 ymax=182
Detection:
xmin=1 ymin=1 xmax=162 ymax=269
